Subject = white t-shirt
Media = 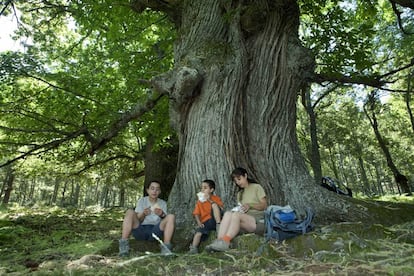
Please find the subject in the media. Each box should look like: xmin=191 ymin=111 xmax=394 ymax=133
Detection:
xmin=135 ymin=196 xmax=168 ymax=225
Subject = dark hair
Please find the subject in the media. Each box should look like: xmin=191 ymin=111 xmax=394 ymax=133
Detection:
xmin=231 ymin=167 xmax=257 ymax=184
xmin=202 ymin=179 xmax=216 ymax=190
xmin=146 ymin=180 xmax=161 ymax=189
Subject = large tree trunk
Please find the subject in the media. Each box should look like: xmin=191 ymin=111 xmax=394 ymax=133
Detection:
xmin=132 ymin=0 xmax=392 ymax=225
xmin=144 ymin=135 xmax=178 ymax=200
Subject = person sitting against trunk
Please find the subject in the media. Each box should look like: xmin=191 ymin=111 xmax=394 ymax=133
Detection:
xmin=188 ymin=179 xmax=224 ymax=254
xmin=118 ymin=180 xmax=175 ymax=256
xmin=205 ymin=167 xmax=267 ymax=252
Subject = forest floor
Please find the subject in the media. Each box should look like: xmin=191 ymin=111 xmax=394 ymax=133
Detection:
xmin=1 ymin=195 xmax=414 ymax=275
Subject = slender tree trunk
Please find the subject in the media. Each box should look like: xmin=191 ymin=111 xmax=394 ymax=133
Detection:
xmin=364 ymin=93 xmax=412 ymax=195
xmin=29 ymin=179 xmax=35 ymax=203
xmin=101 ymin=184 xmax=109 ymax=207
xmin=302 ymin=88 xmax=322 ymax=184
xmin=1 ymin=165 xmax=14 ymax=204
xmin=52 ymin=177 xmax=60 ymax=205
xmin=406 ymin=73 xmax=414 ymax=133
xmin=358 ymin=156 xmax=370 ymax=195
xmin=61 ymin=180 xmax=68 ymax=206
xmin=95 ymin=178 xmax=100 ymax=205
xmin=73 ymin=182 xmax=80 ymax=207
xmin=119 ymin=186 xmax=125 ymax=207
xmin=372 ymin=163 xmax=382 ymax=196
xmin=328 ymin=146 xmax=340 ymax=180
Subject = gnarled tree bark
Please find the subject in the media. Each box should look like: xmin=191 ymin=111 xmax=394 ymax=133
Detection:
xmin=131 ymin=0 xmax=410 ymax=226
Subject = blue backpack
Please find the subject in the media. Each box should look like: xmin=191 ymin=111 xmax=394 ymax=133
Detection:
xmin=264 ymin=205 xmax=315 ymax=241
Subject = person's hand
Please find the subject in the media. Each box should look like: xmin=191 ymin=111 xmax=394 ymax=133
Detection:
xmin=241 ymin=204 xmax=250 ymax=213
xmin=153 ymin=207 xmax=163 ymax=216
xmin=198 ymin=223 xmax=205 ymax=228
xmin=143 ymin=207 xmax=151 ymax=216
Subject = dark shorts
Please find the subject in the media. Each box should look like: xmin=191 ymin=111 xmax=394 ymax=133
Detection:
xmin=131 ymin=223 xmax=163 ymax=241
xmin=196 ymin=217 xmax=219 ymax=242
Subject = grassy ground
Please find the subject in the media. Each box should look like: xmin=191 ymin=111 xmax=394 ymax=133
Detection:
xmin=0 ymin=196 xmax=413 ymax=275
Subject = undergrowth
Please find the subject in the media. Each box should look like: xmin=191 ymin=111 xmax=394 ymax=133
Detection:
xmin=0 ymin=196 xmax=413 ymax=275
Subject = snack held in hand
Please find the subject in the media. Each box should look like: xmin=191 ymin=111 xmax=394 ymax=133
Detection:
xmin=151 ymin=203 xmax=161 ymax=211
xmin=197 ymin=192 xmax=207 ymax=202
xmin=231 ymin=202 xmax=244 ymax=213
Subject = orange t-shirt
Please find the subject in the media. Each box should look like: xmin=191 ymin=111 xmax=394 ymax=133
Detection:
xmin=192 ymin=194 xmax=224 ymax=223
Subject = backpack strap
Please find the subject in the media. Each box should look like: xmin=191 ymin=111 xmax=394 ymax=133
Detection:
xmin=295 ymin=207 xmax=314 ymax=234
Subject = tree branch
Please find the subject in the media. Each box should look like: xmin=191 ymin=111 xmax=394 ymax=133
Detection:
xmin=88 ymin=92 xmax=167 ymax=155
xmin=390 ymin=0 xmax=414 ymax=35
xmin=130 ymin=0 xmax=176 ymax=12
xmin=74 ymin=153 xmax=142 ymax=175
xmin=129 ymin=0 xmax=181 ymax=25
xmin=0 ymin=127 xmax=89 ymax=168
xmin=314 ymin=59 xmax=414 ymax=92
xmin=390 ymin=0 xmax=414 ymax=9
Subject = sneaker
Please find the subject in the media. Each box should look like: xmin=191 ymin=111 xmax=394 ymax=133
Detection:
xmin=205 ymin=239 xmax=229 ymax=252
xmin=160 ymin=243 xmax=173 ymax=255
xmin=118 ymin=239 xmax=129 ymax=257
xmin=204 ymin=239 xmax=216 ymax=252
xmin=188 ymin=245 xmax=198 ymax=254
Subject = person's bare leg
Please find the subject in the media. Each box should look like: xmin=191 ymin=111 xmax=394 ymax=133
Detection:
xmin=222 ymin=213 xmax=256 ymax=240
xmin=211 ymin=203 xmax=221 ymax=223
xmin=239 ymin=214 xmax=257 ymax=233
xmin=192 ymin=232 xmax=202 ymax=247
xmin=222 ymin=212 xmax=241 ymax=239
xmin=160 ymin=214 xmax=175 ymax=244
xmin=121 ymin=209 xmax=139 ymax=239
xmin=217 ymin=211 xmax=232 ymax=239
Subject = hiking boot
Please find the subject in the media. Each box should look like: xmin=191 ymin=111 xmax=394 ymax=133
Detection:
xmin=118 ymin=239 xmax=129 ymax=257
xmin=160 ymin=243 xmax=173 ymax=255
xmin=188 ymin=245 xmax=198 ymax=254
xmin=206 ymin=239 xmax=229 ymax=252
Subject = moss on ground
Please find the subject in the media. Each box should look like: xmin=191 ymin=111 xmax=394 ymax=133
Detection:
xmin=0 ymin=197 xmax=414 ymax=275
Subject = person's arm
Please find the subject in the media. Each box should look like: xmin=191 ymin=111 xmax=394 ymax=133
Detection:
xmin=194 ymin=214 xmax=203 ymax=227
xmin=207 ymin=197 xmax=219 ymax=207
xmin=154 ymin=200 xmax=167 ymax=219
xmin=248 ymin=196 xmax=267 ymax=211
xmin=137 ymin=208 xmax=151 ymax=222
xmin=209 ymin=196 xmax=224 ymax=210
xmin=136 ymin=198 xmax=151 ymax=222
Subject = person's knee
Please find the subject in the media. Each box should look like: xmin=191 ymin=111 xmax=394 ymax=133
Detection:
xmin=125 ymin=209 xmax=136 ymax=218
xmin=223 ymin=211 xmax=232 ymax=217
xmin=164 ymin=214 xmax=176 ymax=227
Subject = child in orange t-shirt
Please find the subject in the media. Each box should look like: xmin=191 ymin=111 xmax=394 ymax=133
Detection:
xmin=188 ymin=179 xmax=223 ymax=254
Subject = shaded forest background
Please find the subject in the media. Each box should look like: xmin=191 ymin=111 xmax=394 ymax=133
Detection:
xmin=0 ymin=1 xmax=413 ymax=208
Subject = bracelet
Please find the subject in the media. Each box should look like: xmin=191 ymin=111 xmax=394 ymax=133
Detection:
xmin=159 ymin=212 xmax=166 ymax=219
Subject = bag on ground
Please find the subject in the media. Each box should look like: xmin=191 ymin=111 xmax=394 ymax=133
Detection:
xmin=264 ymin=205 xmax=314 ymax=241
